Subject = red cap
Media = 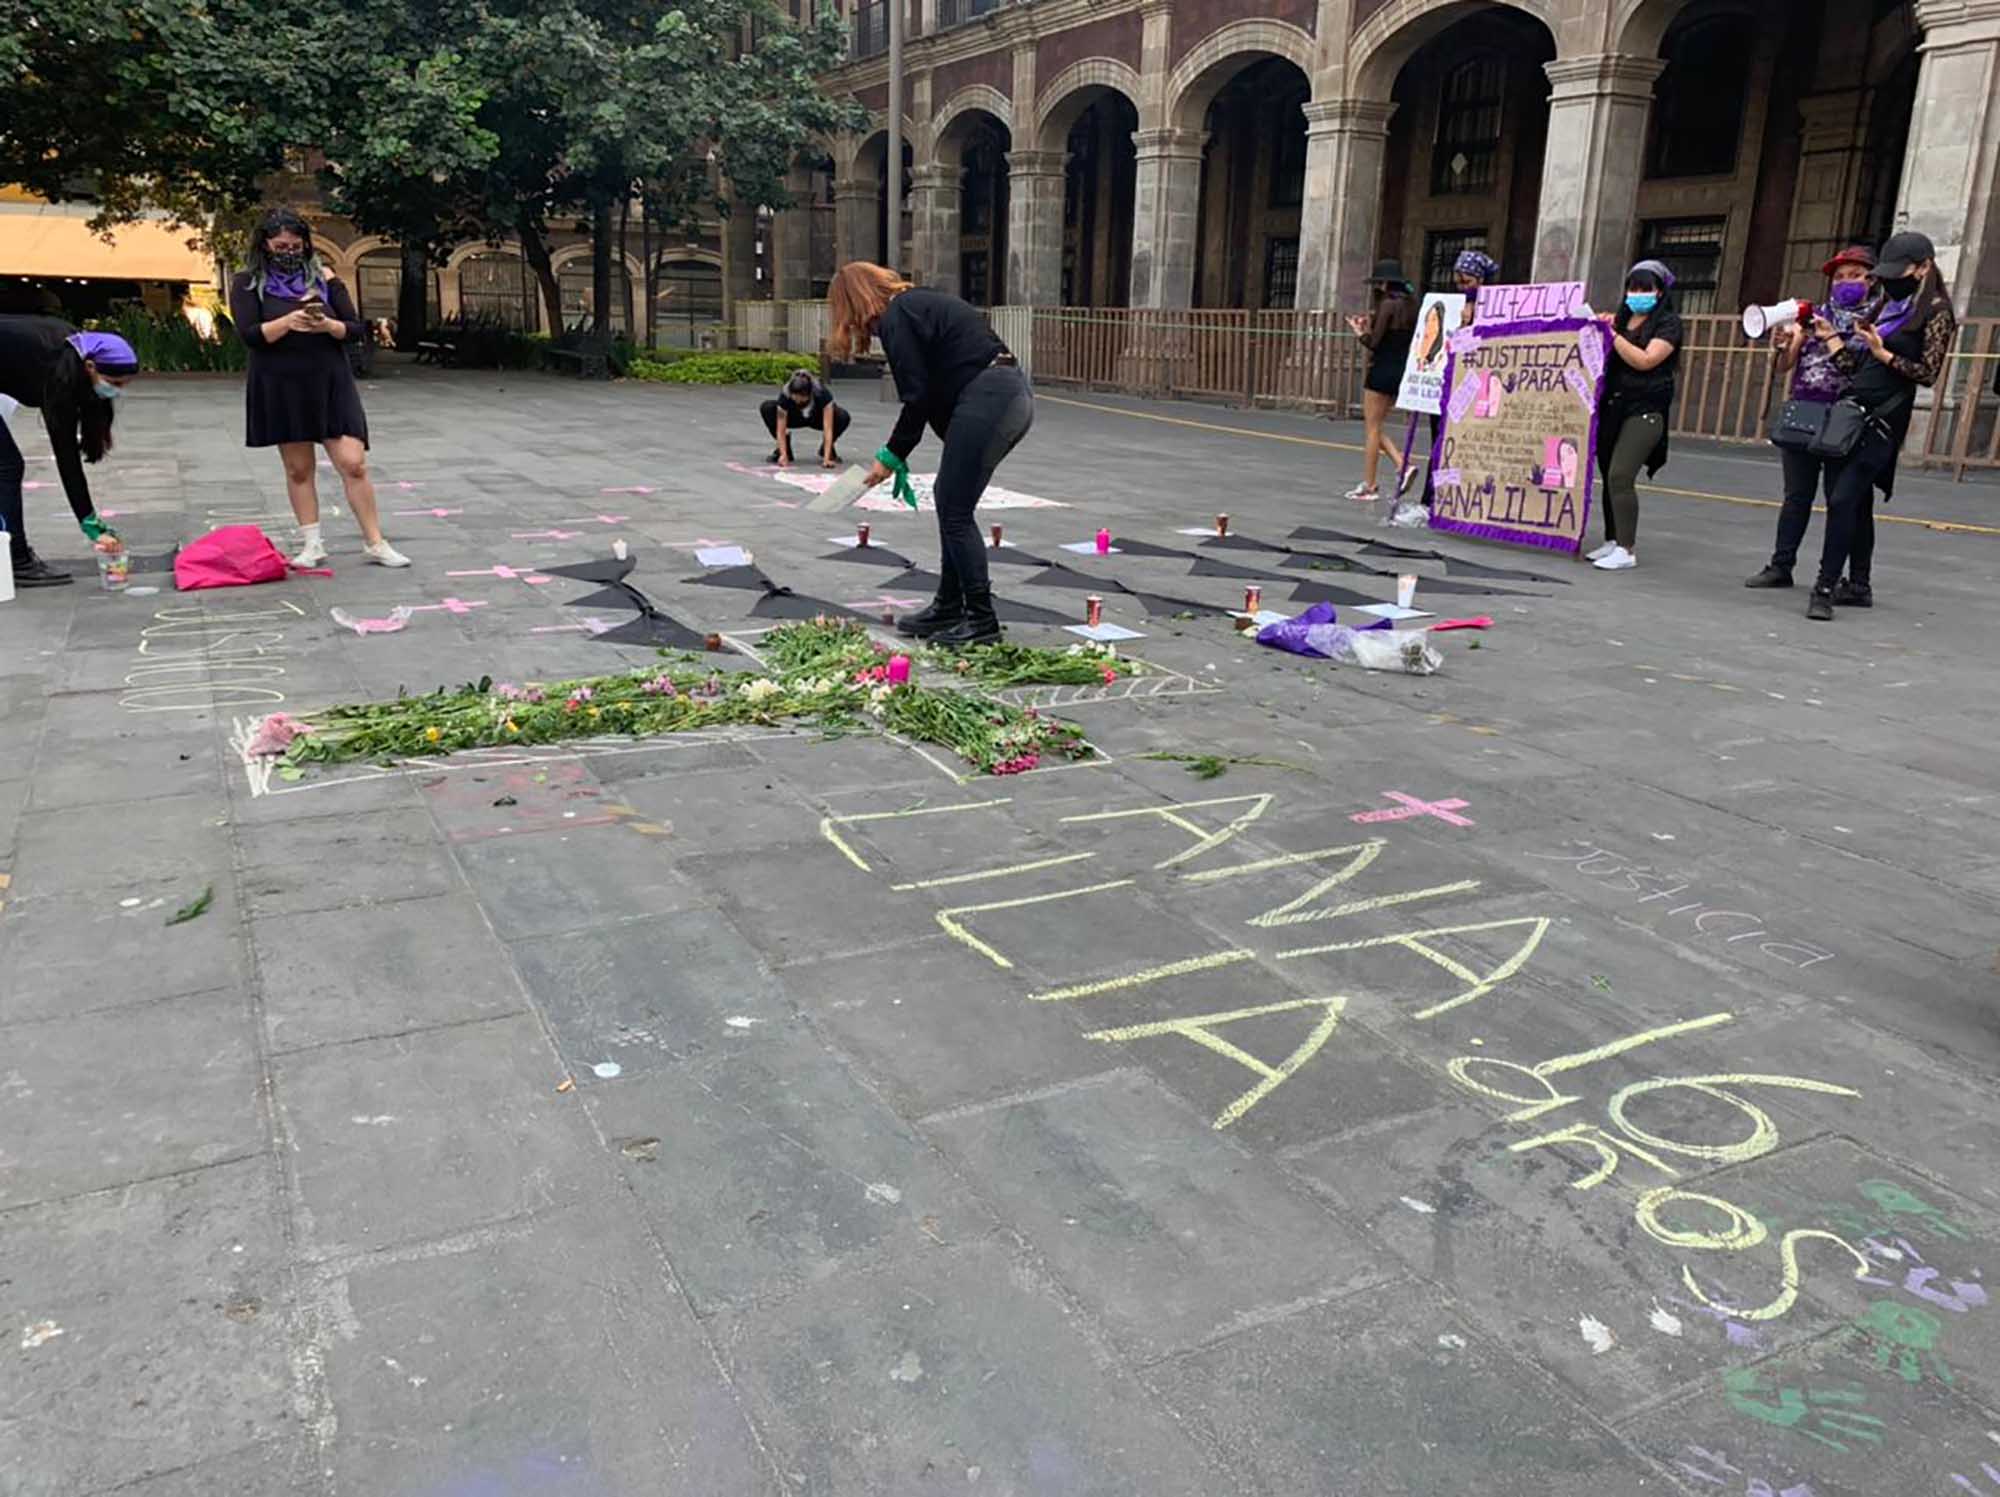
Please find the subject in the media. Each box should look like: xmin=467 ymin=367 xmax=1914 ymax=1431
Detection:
xmin=1821 ymin=245 xmax=1877 ymax=276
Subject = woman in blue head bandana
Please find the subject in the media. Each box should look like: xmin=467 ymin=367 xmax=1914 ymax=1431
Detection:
xmin=1589 ymin=260 xmax=1684 ymax=571
xmin=0 ymin=318 xmax=141 ymax=586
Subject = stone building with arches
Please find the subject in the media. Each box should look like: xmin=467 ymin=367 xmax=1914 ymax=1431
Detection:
xmin=780 ymin=0 xmax=1999 ymax=319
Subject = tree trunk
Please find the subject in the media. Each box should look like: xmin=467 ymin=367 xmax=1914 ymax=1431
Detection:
xmin=397 ymin=241 xmax=429 ymax=347
xmin=592 ymin=198 xmax=613 ymax=332
xmin=517 ymin=206 xmax=563 ymax=333
xmin=615 ymin=195 xmax=633 ymax=337
xmin=641 ymin=198 xmax=657 ymax=351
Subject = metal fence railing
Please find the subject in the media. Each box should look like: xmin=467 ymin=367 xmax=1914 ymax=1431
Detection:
xmin=723 ymin=299 xmax=2000 ymax=479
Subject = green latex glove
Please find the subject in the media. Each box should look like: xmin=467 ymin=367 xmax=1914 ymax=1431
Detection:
xmin=80 ymin=514 xmax=114 ymax=543
xmin=875 ymin=446 xmax=918 ymax=511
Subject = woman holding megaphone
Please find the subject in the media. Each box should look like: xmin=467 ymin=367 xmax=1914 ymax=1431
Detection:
xmin=1745 ymin=245 xmax=1879 ymax=591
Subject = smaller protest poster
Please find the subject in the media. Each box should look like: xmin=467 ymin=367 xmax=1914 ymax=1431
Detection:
xmin=1429 ymin=311 xmax=1613 ymax=555
xmin=1473 ymin=281 xmax=1585 ymax=325
xmin=1396 ymin=293 xmax=1466 ymax=415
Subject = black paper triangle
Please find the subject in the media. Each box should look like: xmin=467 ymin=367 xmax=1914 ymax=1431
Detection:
xmin=1444 ymin=556 xmax=1571 ymax=584
xmin=594 ymin=612 xmax=710 ymax=648
xmin=986 ymin=547 xmax=1052 ymax=567
xmin=1188 ymin=556 xmax=1293 ymax=582
xmin=1199 ymin=533 xmax=1289 ymax=552
xmin=1130 ymin=591 xmax=1232 ymax=618
xmin=887 ymin=568 xmax=943 ymax=592
xmin=1359 ymin=539 xmax=1446 ymax=560
xmin=685 ymin=564 xmax=773 ymax=590
xmin=1023 ymin=564 xmax=1132 ymax=593
xmin=541 ymin=557 xmax=638 ymax=584
xmin=1107 ymin=537 xmax=1199 ymax=560
xmin=1288 ymin=579 xmax=1381 ymax=607
xmin=1287 ymin=525 xmax=1373 ymax=547
xmin=817 ymin=546 xmax=916 ymax=568
xmin=994 ymin=595 xmax=1078 ymax=626
xmin=567 ymin=583 xmax=645 ymax=610
xmin=750 ymin=586 xmax=869 ymax=621
xmin=1277 ymin=550 xmax=1392 ymax=576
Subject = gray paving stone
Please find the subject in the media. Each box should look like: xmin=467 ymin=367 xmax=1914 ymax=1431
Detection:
xmin=0 ymin=988 xmax=261 ymax=1209
xmin=237 ymin=804 xmax=463 ymax=916
xmin=252 ymin=891 xmax=527 ymax=1052
xmin=794 ymin=934 xmax=1122 ymax=1119
xmin=75 ymin=1440 xmax=315 ymax=1497
xmin=0 ymin=876 xmax=249 ymax=1024
xmin=928 ymin=1068 xmax=1395 ymax=1361
xmin=713 ymin=1234 xmax=1229 ymax=1496
xmin=0 ymin=1160 xmax=292 ymax=1497
xmin=589 ymin=1017 xmax=991 ymax=1315
xmin=613 ymin=764 xmax=827 ymax=853
xmin=11 ymin=792 xmax=230 ymax=898
xmin=507 ymin=907 xmax=789 ymax=1076
xmin=452 ymin=819 xmax=709 ymax=939
xmin=272 ymin=1012 xmax=585 ymax=1256
xmin=682 ymin=841 xmax=939 ymax=970
xmin=1147 ymin=1279 xmax=1665 ymax=1496
xmin=323 ymin=1203 xmax=772 ymax=1497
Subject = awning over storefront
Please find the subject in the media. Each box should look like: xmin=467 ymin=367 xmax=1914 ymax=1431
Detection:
xmin=0 ymin=199 xmax=216 ymax=285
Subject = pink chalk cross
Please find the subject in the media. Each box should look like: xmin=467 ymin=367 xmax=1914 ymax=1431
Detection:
xmin=531 ymin=617 xmax=613 ymax=635
xmin=847 ymin=593 xmax=926 ymax=610
xmin=555 ymin=514 xmax=630 ymax=526
xmin=512 ymin=529 xmax=583 ymax=541
xmin=397 ymin=507 xmax=463 ymax=518
xmin=406 ymin=597 xmax=488 ymax=616
xmin=447 ymin=564 xmax=552 ymax=584
xmin=1350 ymin=791 xmax=1476 ymax=828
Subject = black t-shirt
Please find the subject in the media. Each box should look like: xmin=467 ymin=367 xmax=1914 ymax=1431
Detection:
xmin=878 ymin=287 xmax=1006 ymax=459
xmin=776 ymin=377 xmax=834 ymax=425
xmin=1605 ymin=304 xmax=1683 ymax=413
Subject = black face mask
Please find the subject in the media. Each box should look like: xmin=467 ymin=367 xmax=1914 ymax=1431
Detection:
xmin=267 ymin=249 xmax=307 ymax=274
xmin=1882 ymin=274 xmax=1919 ymax=299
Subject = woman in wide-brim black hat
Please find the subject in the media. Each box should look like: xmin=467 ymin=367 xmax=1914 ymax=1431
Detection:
xmin=1343 ymin=258 xmax=1417 ymax=502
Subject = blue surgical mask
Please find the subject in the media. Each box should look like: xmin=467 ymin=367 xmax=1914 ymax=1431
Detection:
xmin=93 ymin=380 xmax=122 ymax=401
xmin=1626 ymin=293 xmax=1659 ymax=315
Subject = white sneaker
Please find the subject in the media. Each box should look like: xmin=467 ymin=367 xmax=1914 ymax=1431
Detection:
xmin=363 ymin=540 xmax=411 ymax=568
xmin=1344 ymin=483 xmax=1380 ymax=501
xmin=1592 ymin=545 xmax=1637 ymax=571
xmin=1585 ymin=541 xmax=1616 ymax=562
xmin=291 ymin=538 xmax=328 ymax=567
xmin=1397 ymin=464 xmax=1418 ymax=497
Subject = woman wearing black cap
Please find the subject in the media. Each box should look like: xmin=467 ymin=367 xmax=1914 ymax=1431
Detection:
xmin=0 ymin=319 xmax=142 ymax=587
xmin=1344 ymin=260 xmax=1417 ymax=502
xmin=1805 ymin=231 xmax=1957 ymax=619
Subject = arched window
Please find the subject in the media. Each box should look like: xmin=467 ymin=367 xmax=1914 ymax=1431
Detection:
xmin=459 ymin=252 xmax=536 ymax=330
xmin=557 ymin=259 xmax=632 ymax=333
xmin=1649 ymin=14 xmax=1754 ymax=179
xmin=1432 ymin=55 xmax=1505 ymax=195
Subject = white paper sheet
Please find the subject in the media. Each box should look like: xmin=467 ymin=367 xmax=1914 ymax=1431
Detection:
xmin=1063 ymin=622 xmax=1145 ymax=642
xmin=1354 ymin=603 xmax=1433 ymax=621
xmin=695 ymin=546 xmax=751 ymax=567
xmin=1058 ymin=541 xmax=1123 ymax=554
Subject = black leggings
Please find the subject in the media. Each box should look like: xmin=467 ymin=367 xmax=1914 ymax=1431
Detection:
xmin=760 ymin=400 xmax=849 ymax=454
xmin=1770 ymin=447 xmax=1843 ymax=573
xmin=1816 ymin=428 xmax=1890 ymax=590
xmin=0 ymin=411 xmax=26 ymax=565
xmin=934 ymin=366 xmax=1033 ymax=600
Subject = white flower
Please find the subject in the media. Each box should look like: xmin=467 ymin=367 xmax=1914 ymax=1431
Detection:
xmin=740 ymin=678 xmax=782 ymax=704
xmin=869 ymin=683 xmax=893 ymax=706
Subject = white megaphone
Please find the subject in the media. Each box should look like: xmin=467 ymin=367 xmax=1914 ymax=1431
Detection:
xmin=1742 ymin=299 xmax=1809 ymax=338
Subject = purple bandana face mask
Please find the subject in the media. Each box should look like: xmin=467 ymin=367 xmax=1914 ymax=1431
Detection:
xmin=1829 ymin=279 xmax=1868 ymax=309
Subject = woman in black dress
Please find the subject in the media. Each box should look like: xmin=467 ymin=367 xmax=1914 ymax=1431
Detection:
xmin=0 ymin=320 xmax=141 ymax=586
xmin=827 ymin=261 xmax=1032 ymax=648
xmin=1344 ymin=260 xmax=1417 ymax=501
xmin=228 ymin=209 xmax=407 ymax=568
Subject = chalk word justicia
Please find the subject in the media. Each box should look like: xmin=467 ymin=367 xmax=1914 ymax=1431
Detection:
xmin=1523 ymin=840 xmax=1833 ymax=969
xmin=121 ymin=601 xmax=302 ymax=714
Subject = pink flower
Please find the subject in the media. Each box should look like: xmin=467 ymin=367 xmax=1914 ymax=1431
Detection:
xmin=1100 ymin=667 xmax=1118 ymax=683
xmin=639 ymin=675 xmax=677 ymax=697
xmin=572 ymin=686 xmax=594 ymax=702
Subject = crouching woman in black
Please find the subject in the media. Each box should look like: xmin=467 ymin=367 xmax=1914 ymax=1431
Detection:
xmin=827 ymin=261 xmax=1032 ymax=647
xmin=759 ymin=369 xmax=851 ymax=467
xmin=1806 ymin=231 xmax=1957 ymax=620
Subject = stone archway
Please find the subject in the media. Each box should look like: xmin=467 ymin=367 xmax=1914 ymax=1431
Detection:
xmin=921 ymin=100 xmax=1014 ymax=301
xmin=549 ymin=242 xmax=644 ymax=334
xmin=1033 ymin=63 xmax=1142 ymax=308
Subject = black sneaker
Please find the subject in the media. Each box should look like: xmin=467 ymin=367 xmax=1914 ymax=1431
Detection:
xmin=12 ymin=553 xmax=73 ymax=587
xmin=1833 ymin=579 xmax=1873 ymax=607
xmin=766 ymin=448 xmax=783 ymax=463
xmin=1744 ymin=565 xmax=1792 ymax=589
xmin=1806 ymin=588 xmax=1834 ymax=621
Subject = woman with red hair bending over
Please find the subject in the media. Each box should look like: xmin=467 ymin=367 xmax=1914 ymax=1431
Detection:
xmin=827 ymin=263 xmax=1032 ymax=647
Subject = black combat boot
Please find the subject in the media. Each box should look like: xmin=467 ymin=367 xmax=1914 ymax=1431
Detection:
xmin=929 ymin=588 xmax=1002 ymax=648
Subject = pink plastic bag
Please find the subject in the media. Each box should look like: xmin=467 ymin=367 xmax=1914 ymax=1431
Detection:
xmin=174 ymin=525 xmax=307 ymax=591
